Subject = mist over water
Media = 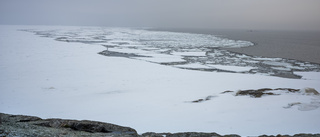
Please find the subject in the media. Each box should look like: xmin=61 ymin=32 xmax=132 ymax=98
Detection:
xmin=1 ymin=0 xmax=320 ymax=30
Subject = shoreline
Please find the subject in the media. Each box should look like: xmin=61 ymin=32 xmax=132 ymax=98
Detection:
xmin=1 ymin=112 xmax=320 ymax=137
xmin=2 ymin=26 xmax=320 ymax=136
xmin=152 ymin=28 xmax=320 ymax=64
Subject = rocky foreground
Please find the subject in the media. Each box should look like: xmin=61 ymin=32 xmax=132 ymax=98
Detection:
xmin=1 ymin=113 xmax=319 ymax=137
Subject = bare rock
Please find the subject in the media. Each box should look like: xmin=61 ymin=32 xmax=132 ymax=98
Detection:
xmin=0 ymin=113 xmax=138 ymax=137
xmin=1 ymin=113 xmax=320 ymax=137
xmin=235 ymin=88 xmax=276 ymax=98
xmin=231 ymin=88 xmax=300 ymax=98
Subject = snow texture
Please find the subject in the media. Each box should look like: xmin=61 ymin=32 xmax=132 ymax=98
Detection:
xmin=1 ymin=25 xmax=320 ymax=136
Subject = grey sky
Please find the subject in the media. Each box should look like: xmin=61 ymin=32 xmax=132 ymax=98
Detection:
xmin=1 ymin=0 xmax=320 ymax=30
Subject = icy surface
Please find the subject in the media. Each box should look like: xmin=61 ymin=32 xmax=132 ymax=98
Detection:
xmin=174 ymin=63 xmax=212 ymax=69
xmin=20 ymin=27 xmax=320 ymax=79
xmin=207 ymin=64 xmax=256 ymax=72
xmin=1 ymin=25 xmax=320 ymax=136
xmin=171 ymin=51 xmax=207 ymax=57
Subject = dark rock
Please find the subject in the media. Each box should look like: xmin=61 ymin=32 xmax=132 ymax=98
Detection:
xmin=0 ymin=113 xmax=138 ymax=137
xmin=190 ymin=95 xmax=215 ymax=103
xmin=1 ymin=113 xmax=320 ymax=137
xmin=221 ymin=90 xmax=234 ymax=94
xmin=36 ymin=119 xmax=136 ymax=134
xmin=234 ymin=88 xmax=300 ymax=98
xmin=274 ymin=88 xmax=300 ymax=92
xmin=18 ymin=115 xmax=42 ymax=122
xmin=205 ymin=95 xmax=215 ymax=100
xmin=257 ymin=88 xmax=273 ymax=92
xmin=235 ymin=89 xmax=276 ymax=98
xmin=192 ymin=88 xmax=304 ymax=102
xmin=192 ymin=99 xmax=204 ymax=103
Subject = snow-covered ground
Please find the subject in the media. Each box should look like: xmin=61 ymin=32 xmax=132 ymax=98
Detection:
xmin=1 ymin=25 xmax=320 ymax=136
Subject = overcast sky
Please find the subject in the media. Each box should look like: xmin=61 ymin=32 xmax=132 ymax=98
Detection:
xmin=1 ymin=0 xmax=320 ymax=30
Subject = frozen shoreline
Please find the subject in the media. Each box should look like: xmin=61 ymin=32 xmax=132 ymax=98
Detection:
xmin=2 ymin=112 xmax=320 ymax=137
xmin=1 ymin=25 xmax=320 ymax=136
xmin=19 ymin=26 xmax=320 ymax=79
xmin=153 ymin=28 xmax=320 ymax=64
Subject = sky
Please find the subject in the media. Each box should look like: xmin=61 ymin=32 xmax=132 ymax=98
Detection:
xmin=1 ymin=0 xmax=320 ymax=30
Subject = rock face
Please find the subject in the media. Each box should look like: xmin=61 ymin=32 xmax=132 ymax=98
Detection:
xmin=0 ymin=113 xmax=138 ymax=137
xmin=36 ymin=119 xmax=137 ymax=134
xmin=1 ymin=113 xmax=320 ymax=137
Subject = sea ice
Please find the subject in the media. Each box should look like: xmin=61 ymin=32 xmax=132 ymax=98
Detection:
xmin=173 ymin=63 xmax=212 ymax=69
xmin=19 ymin=27 xmax=320 ymax=79
xmin=171 ymin=51 xmax=207 ymax=57
xmin=207 ymin=64 xmax=255 ymax=72
xmin=262 ymin=61 xmax=292 ymax=67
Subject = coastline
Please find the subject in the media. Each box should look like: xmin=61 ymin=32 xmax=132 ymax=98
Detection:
xmin=1 ymin=112 xmax=320 ymax=137
xmin=152 ymin=28 xmax=320 ymax=64
xmin=1 ymin=26 xmax=320 ymax=136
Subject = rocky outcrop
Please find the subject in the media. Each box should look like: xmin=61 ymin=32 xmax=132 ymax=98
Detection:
xmin=0 ymin=113 xmax=138 ymax=137
xmin=189 ymin=88 xmax=303 ymax=103
xmin=1 ymin=113 xmax=320 ymax=137
xmin=234 ymin=88 xmax=301 ymax=98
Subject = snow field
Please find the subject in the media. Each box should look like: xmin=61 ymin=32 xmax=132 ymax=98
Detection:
xmin=0 ymin=25 xmax=320 ymax=136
